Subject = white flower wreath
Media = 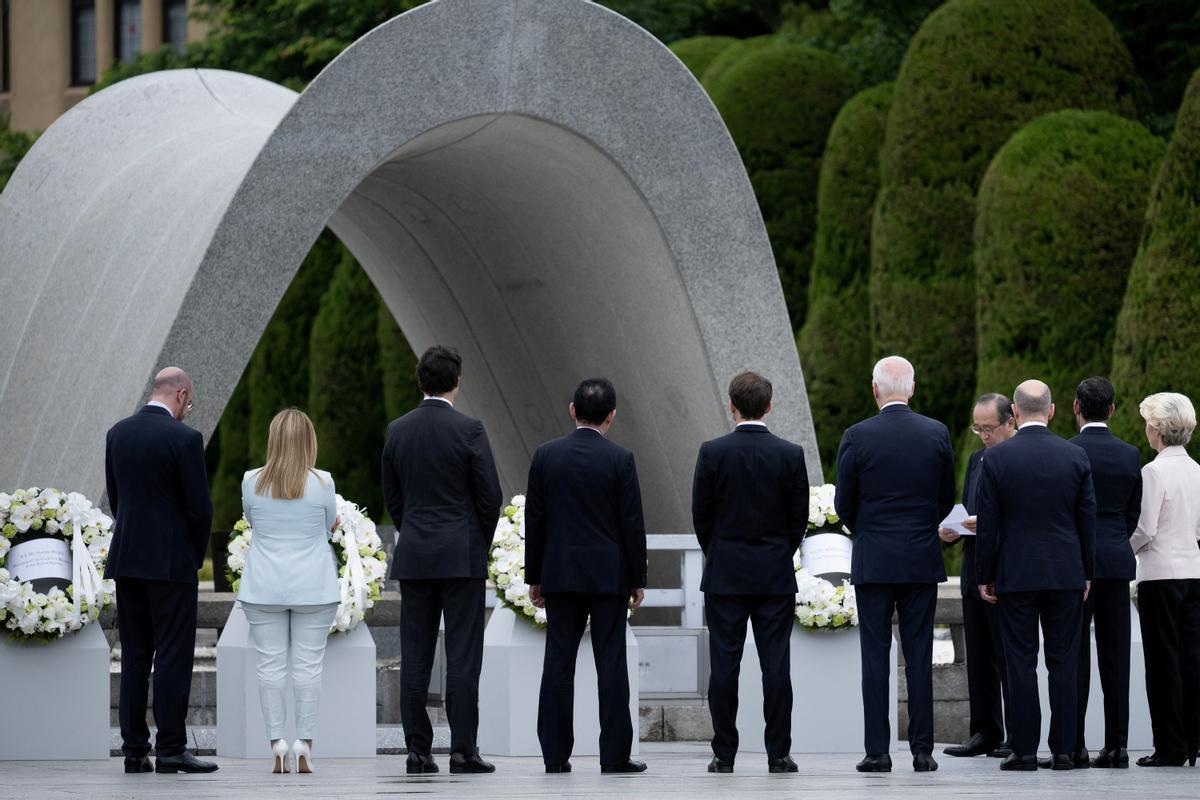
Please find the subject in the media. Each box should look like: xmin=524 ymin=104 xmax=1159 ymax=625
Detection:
xmin=795 ymin=483 xmax=857 ymax=631
xmin=488 ymin=494 xmax=547 ymax=627
xmin=0 ymin=488 xmax=116 ymax=642
xmin=226 ymin=494 xmax=386 ymax=633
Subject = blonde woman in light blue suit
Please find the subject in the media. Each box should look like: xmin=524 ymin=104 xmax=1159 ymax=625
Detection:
xmin=239 ymin=408 xmax=341 ymax=775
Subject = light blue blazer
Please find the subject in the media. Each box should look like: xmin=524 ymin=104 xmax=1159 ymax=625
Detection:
xmin=237 ymin=468 xmax=341 ymax=606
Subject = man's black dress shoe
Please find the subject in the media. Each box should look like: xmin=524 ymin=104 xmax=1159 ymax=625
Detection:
xmin=999 ymin=754 xmax=1038 ymax=771
xmin=944 ymin=733 xmax=997 ymax=758
xmin=1072 ymin=748 xmax=1090 ymax=769
xmin=449 ymin=752 xmax=495 ymax=774
xmin=545 ymin=762 xmax=572 ymax=773
xmin=1048 ymin=754 xmax=1074 ymax=770
xmin=1091 ymin=747 xmax=1128 ymax=768
xmin=707 ymin=756 xmax=733 ymax=773
xmin=913 ymin=752 xmax=938 ymax=772
xmin=989 ymin=741 xmax=1013 ymax=758
xmin=1136 ymin=752 xmax=1187 ymax=767
xmin=855 ymin=754 xmax=892 ymax=772
xmin=124 ymin=756 xmax=152 ymax=773
xmin=767 ymin=756 xmax=798 ymax=773
xmin=154 ymin=750 xmax=218 ymax=774
xmin=406 ymin=752 xmax=439 ymax=774
xmin=601 ymin=759 xmax=647 ymax=773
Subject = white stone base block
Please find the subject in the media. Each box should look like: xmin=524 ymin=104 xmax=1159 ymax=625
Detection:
xmin=1037 ymin=600 xmax=1152 ymax=750
xmin=0 ymin=623 xmax=110 ymax=760
xmin=216 ymin=604 xmax=376 ymax=758
xmin=478 ymin=605 xmax=640 ymax=757
xmin=737 ymin=624 xmax=896 ymax=754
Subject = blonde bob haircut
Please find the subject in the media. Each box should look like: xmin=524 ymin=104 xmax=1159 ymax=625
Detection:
xmin=1139 ymin=392 xmax=1197 ymax=447
xmin=255 ymin=408 xmax=320 ymax=499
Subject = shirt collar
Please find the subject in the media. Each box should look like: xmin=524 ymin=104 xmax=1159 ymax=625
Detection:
xmin=1081 ymin=421 xmax=1109 ymax=431
xmin=145 ymin=400 xmax=175 ymax=419
xmin=1159 ymin=445 xmax=1190 ymax=458
xmin=423 ymin=395 xmax=453 ymax=407
xmin=1019 ymin=420 xmax=1048 ymax=429
xmin=880 ymin=400 xmax=908 ymax=410
xmin=575 ymin=425 xmax=603 ymax=436
xmin=736 ymin=420 xmax=767 ymax=428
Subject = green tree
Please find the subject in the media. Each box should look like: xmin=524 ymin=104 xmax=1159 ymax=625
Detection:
xmin=871 ymin=0 xmax=1141 ymax=430
xmin=378 ymin=304 xmax=422 ymax=422
xmin=974 ymin=110 xmax=1164 ymax=440
xmin=1111 ymin=69 xmax=1200 ymax=461
xmin=708 ymin=44 xmax=859 ymax=328
xmin=797 ymin=82 xmax=892 ymax=477
xmin=0 ymin=114 xmax=37 ymax=192
xmin=210 ymin=372 xmax=251 ymax=532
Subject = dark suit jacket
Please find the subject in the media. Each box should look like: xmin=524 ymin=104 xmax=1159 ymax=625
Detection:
xmin=104 ymin=405 xmax=213 ymax=583
xmin=1069 ymin=426 xmax=1141 ymax=580
xmin=975 ymin=425 xmax=1097 ymax=594
xmin=381 ymin=399 xmax=502 ymax=580
xmin=524 ymin=428 xmax=647 ymax=595
xmin=834 ymin=404 xmax=955 ymax=585
xmin=691 ymin=424 xmax=809 ymax=595
xmin=955 ymin=446 xmax=986 ymax=596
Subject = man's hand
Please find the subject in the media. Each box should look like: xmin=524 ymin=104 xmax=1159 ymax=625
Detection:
xmin=962 ymin=515 xmax=977 ymax=533
xmin=530 ymin=584 xmax=544 ymax=609
xmin=629 ymin=588 xmax=645 ymax=611
xmin=1084 ymin=580 xmax=1091 ymax=602
xmin=979 ymin=583 xmax=998 ymax=604
xmin=938 ymin=526 xmax=961 ymax=544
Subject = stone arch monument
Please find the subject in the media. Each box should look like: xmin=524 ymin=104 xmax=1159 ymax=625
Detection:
xmin=0 ymin=0 xmax=819 ymax=531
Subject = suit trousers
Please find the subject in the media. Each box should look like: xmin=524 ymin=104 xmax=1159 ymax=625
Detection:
xmin=115 ymin=578 xmax=198 ymax=758
xmin=1076 ymin=578 xmax=1131 ymax=751
xmin=537 ymin=592 xmax=632 ymax=767
xmin=705 ymin=593 xmax=794 ymax=761
xmin=963 ymin=589 xmax=1010 ymax=744
xmin=998 ymin=589 xmax=1083 ymax=757
xmin=855 ymin=582 xmax=937 ymax=755
xmin=1136 ymin=578 xmax=1200 ymax=759
xmin=399 ymin=578 xmax=485 ymax=756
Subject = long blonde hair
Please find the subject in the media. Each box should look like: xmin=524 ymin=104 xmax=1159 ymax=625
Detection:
xmin=255 ymin=408 xmax=319 ymax=499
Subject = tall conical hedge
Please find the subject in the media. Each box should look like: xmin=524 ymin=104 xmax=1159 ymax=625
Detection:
xmin=247 ymin=230 xmax=341 ymax=461
xmin=975 ymin=110 xmax=1163 ymax=439
xmin=1112 ymin=69 xmax=1200 ymax=460
xmin=797 ymin=82 xmax=893 ymax=476
xmin=378 ymin=304 xmax=421 ymax=422
xmin=870 ymin=0 xmax=1141 ymax=429
xmin=308 ymin=252 xmax=386 ymax=518
xmin=708 ymin=44 xmax=859 ymax=328
xmin=210 ymin=371 xmax=251 ymax=533
xmin=669 ymin=36 xmax=738 ymax=80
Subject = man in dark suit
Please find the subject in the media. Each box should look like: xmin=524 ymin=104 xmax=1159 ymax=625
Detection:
xmin=526 ymin=378 xmax=648 ymax=775
xmin=105 ymin=367 xmax=216 ymax=774
xmin=835 ymin=356 xmax=956 ymax=774
xmin=1070 ymin=376 xmax=1141 ymax=768
xmin=941 ymin=394 xmax=1015 ymax=759
xmin=976 ymin=379 xmax=1097 ymax=771
xmin=692 ymin=371 xmax=808 ymax=774
xmin=381 ymin=345 xmax=502 ymax=775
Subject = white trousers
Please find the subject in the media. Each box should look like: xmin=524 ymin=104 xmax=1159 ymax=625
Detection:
xmin=241 ymin=602 xmax=339 ymax=741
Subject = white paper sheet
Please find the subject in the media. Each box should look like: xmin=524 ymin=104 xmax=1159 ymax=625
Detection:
xmin=940 ymin=503 xmax=975 ymax=537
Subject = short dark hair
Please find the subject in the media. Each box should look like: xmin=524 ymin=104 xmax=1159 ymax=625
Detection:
xmin=573 ymin=378 xmax=616 ymax=425
xmin=729 ymin=371 xmax=772 ymax=420
xmin=975 ymin=393 xmax=1013 ymax=425
xmin=416 ymin=345 xmax=462 ymax=395
xmin=1076 ymin=376 xmax=1115 ymax=422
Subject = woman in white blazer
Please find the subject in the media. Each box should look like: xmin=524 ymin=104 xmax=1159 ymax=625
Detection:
xmin=239 ymin=408 xmax=341 ymax=774
xmin=1131 ymin=392 xmax=1200 ymax=767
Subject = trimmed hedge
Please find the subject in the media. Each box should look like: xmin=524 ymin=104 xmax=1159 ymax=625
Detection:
xmin=709 ymin=44 xmax=859 ymax=328
xmin=975 ymin=110 xmax=1163 ymax=439
xmin=700 ymin=34 xmax=776 ymax=93
xmin=797 ymin=82 xmax=893 ymax=476
xmin=1111 ymin=69 xmax=1200 ymax=460
xmin=308 ymin=251 xmax=386 ymax=518
xmin=378 ymin=303 xmax=422 ymax=423
xmin=669 ymin=36 xmax=738 ymax=79
xmin=871 ymin=0 xmax=1141 ymax=429
xmin=211 ymin=372 xmax=251 ymax=533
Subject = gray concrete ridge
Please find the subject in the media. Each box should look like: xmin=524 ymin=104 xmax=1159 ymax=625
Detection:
xmin=0 ymin=0 xmax=820 ymax=527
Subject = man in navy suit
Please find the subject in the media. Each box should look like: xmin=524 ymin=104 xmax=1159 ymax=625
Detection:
xmin=105 ymin=367 xmax=216 ymax=774
xmin=835 ymin=356 xmax=956 ymax=773
xmin=381 ymin=345 xmax=503 ymax=775
xmin=976 ymin=379 xmax=1097 ymax=771
xmin=941 ymin=394 xmax=1015 ymax=759
xmin=692 ymin=371 xmax=808 ymax=774
xmin=1070 ymin=377 xmax=1141 ymax=768
xmin=526 ymin=378 xmax=648 ymax=775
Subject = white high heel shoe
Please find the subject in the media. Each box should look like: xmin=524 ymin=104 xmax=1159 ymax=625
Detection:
xmin=271 ymin=739 xmax=291 ymax=774
xmin=292 ymin=739 xmax=314 ymax=774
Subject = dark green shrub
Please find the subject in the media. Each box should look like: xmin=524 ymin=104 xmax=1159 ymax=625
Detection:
xmin=669 ymin=36 xmax=738 ymax=78
xmin=210 ymin=372 xmax=251 ymax=533
xmin=700 ymin=34 xmax=777 ymax=93
xmin=378 ymin=304 xmax=421 ymax=422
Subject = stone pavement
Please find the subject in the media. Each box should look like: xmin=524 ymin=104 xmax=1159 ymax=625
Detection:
xmin=4 ymin=743 xmax=1196 ymax=800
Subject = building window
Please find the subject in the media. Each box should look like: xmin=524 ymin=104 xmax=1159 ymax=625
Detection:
xmin=115 ymin=0 xmax=141 ymax=64
xmin=1 ymin=0 xmax=10 ymax=94
xmin=71 ymin=1 xmax=97 ymax=86
xmin=163 ymin=0 xmax=188 ymax=53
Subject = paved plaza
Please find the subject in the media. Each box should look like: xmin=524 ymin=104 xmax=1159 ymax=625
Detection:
xmin=4 ymin=743 xmax=1197 ymax=800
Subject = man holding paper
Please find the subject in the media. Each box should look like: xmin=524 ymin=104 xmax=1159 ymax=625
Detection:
xmin=941 ymin=394 xmax=1015 ymax=759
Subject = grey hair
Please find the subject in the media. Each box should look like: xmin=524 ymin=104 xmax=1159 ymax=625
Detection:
xmin=872 ymin=355 xmax=915 ymax=397
xmin=1014 ymin=381 xmax=1052 ymax=417
xmin=975 ymin=393 xmax=1013 ymax=425
xmin=1140 ymin=392 xmax=1196 ymax=447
